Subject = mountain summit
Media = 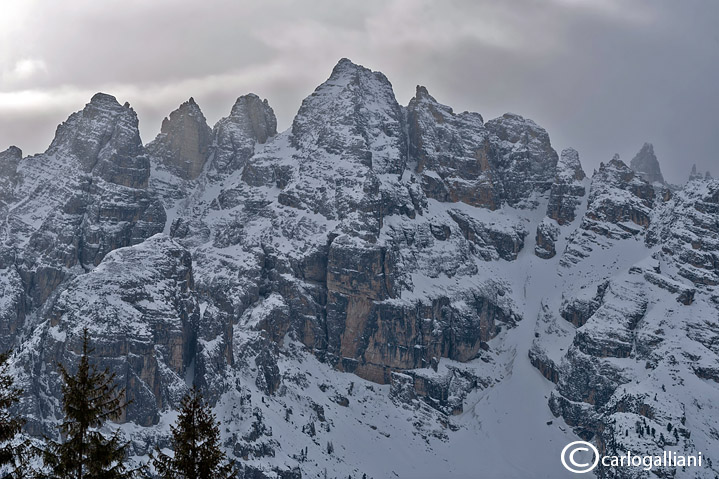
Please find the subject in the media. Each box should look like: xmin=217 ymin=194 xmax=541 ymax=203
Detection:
xmin=630 ymin=142 xmax=665 ymax=185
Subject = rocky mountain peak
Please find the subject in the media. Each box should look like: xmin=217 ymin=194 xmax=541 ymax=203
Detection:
xmin=579 ymin=154 xmax=654 ymax=236
xmin=47 ymin=92 xmax=145 ymax=184
xmin=407 ymin=85 xmax=455 ymax=119
xmin=227 ymin=94 xmax=277 ymax=144
xmin=559 ymin=153 xmax=656 ymax=264
xmin=485 ymin=113 xmax=553 ymax=151
xmin=173 ymin=97 xmax=204 ymax=119
xmin=296 ymin=57 xmax=399 ymax=120
xmin=598 ymin=155 xmax=640 ymax=185
xmin=0 ymin=145 xmax=22 ymax=161
xmin=484 ymin=112 xmax=558 ymax=207
xmin=689 ymin=163 xmax=704 ymax=181
xmin=406 ymin=86 xmax=495 ymax=207
xmin=0 ymin=91 xmax=164 ymax=322
xmin=147 ymin=98 xmax=212 ymax=180
xmin=210 ymin=94 xmax=277 ymax=175
xmin=630 ymin=142 xmax=665 ymax=184
xmin=291 ymin=58 xmax=405 ymax=174
xmin=408 ymin=91 xmax=557 ymax=210
xmin=0 ymin=145 xmax=21 ymax=170
xmin=330 ymin=57 xmax=372 ymax=77
xmin=557 ymin=148 xmax=586 ymax=182
xmin=0 ymin=146 xmax=21 ymax=201
xmin=407 ymin=85 xmax=466 ymax=121
xmin=89 ymin=92 xmax=120 ymax=105
xmin=413 ymin=85 xmax=435 ymax=102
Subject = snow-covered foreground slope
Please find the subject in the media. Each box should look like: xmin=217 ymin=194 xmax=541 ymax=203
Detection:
xmin=0 ymin=59 xmax=717 ymax=478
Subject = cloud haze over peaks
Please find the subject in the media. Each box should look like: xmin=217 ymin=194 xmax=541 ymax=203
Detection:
xmin=0 ymin=0 xmax=717 ymax=183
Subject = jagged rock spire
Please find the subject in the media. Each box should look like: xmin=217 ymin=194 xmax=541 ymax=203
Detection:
xmin=630 ymin=142 xmax=665 ymax=185
xmin=212 ymin=93 xmax=277 ymax=174
xmin=0 ymin=145 xmax=21 ymax=165
xmin=689 ymin=164 xmax=703 ymax=181
xmin=0 ymin=146 xmax=21 ymax=202
xmin=544 ymin=148 xmax=587 ymax=225
xmin=557 ymin=148 xmax=586 ymax=182
xmin=147 ymin=97 xmax=212 ymax=180
xmin=228 ymin=94 xmax=277 ymax=144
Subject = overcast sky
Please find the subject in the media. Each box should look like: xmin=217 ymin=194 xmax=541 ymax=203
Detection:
xmin=1 ymin=0 xmax=717 ymax=183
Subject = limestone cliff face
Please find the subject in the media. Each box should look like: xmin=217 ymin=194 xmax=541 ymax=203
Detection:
xmin=147 ymin=98 xmax=212 ymax=180
xmin=485 ymin=113 xmax=559 ymax=208
xmin=535 ymin=218 xmax=560 ymax=259
xmin=323 ymin=234 xmax=517 ymax=383
xmin=407 ymin=86 xmax=497 ymax=208
xmin=648 ymin=176 xmax=719 ymax=286
xmin=585 ymin=156 xmax=655 ymax=233
xmin=534 ymin=148 xmax=587 ymax=259
xmin=0 ymin=146 xmax=21 ymax=204
xmin=546 ymin=148 xmax=586 ymax=225
xmin=407 ymin=87 xmax=559 ymax=211
xmin=15 ymin=235 xmax=196 ymax=433
xmin=0 ymin=146 xmax=23 ymax=350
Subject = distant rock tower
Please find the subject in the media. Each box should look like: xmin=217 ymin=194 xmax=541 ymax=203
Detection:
xmin=630 ymin=142 xmax=665 ymax=185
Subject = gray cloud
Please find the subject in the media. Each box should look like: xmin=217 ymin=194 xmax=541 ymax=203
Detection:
xmin=1 ymin=0 xmax=717 ymax=183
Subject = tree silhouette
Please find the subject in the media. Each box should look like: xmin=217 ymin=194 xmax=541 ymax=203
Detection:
xmin=41 ymin=329 xmax=138 ymax=479
xmin=152 ymin=388 xmax=235 ymax=479
xmin=0 ymin=351 xmax=26 ymax=479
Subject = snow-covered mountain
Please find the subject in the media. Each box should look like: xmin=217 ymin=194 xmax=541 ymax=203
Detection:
xmin=1 ymin=59 xmax=717 ymax=478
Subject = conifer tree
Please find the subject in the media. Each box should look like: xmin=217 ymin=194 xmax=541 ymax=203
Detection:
xmin=0 ymin=351 xmax=26 ymax=479
xmin=41 ymin=329 xmax=138 ymax=479
xmin=152 ymin=388 xmax=235 ymax=479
